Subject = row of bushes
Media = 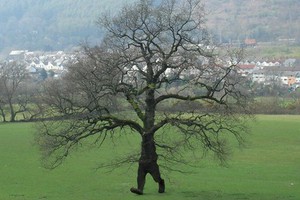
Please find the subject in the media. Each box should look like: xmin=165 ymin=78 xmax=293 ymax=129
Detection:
xmin=157 ymin=97 xmax=300 ymax=115
xmin=252 ymin=97 xmax=300 ymax=114
xmin=1 ymin=97 xmax=300 ymax=123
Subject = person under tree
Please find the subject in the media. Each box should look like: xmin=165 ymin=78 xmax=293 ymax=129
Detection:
xmin=130 ymin=134 xmax=165 ymax=195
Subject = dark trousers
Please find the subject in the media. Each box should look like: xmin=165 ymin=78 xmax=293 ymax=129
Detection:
xmin=137 ymin=161 xmax=164 ymax=191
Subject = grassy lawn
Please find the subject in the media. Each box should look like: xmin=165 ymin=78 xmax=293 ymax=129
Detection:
xmin=0 ymin=115 xmax=299 ymax=200
xmin=246 ymin=45 xmax=300 ymax=58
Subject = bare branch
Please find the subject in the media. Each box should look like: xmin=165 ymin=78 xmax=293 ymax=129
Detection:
xmin=36 ymin=0 xmax=252 ymax=177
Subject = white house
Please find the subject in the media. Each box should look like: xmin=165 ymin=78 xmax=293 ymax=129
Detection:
xmin=280 ymin=76 xmax=289 ymax=85
xmin=252 ymin=70 xmax=266 ymax=83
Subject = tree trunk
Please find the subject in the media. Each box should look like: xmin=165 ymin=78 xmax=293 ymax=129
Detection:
xmin=130 ymin=88 xmax=165 ymax=195
xmin=140 ymin=133 xmax=158 ymax=163
xmin=141 ymin=87 xmax=157 ymax=163
xmin=9 ymin=103 xmax=16 ymax=122
xmin=0 ymin=106 xmax=6 ymax=122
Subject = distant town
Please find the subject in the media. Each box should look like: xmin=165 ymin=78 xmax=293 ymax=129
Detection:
xmin=5 ymin=50 xmax=76 ymax=79
xmin=3 ymin=47 xmax=300 ymax=91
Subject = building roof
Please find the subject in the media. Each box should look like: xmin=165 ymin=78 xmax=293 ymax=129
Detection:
xmin=238 ymin=64 xmax=256 ymax=69
xmin=244 ymin=38 xmax=257 ymax=45
xmin=9 ymin=50 xmax=28 ymax=56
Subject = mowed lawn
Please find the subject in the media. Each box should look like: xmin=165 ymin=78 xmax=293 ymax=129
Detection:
xmin=0 ymin=115 xmax=299 ymax=200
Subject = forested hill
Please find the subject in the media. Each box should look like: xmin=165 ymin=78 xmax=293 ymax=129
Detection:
xmin=205 ymin=0 xmax=300 ymax=44
xmin=0 ymin=0 xmax=299 ymax=54
xmin=0 ymin=0 xmax=136 ymax=53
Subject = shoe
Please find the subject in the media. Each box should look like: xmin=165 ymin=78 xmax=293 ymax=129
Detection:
xmin=158 ymin=179 xmax=165 ymax=193
xmin=130 ymin=187 xmax=143 ymax=195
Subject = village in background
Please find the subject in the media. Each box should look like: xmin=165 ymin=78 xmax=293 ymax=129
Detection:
xmin=1 ymin=0 xmax=300 ymax=95
xmin=4 ymin=38 xmax=300 ymax=93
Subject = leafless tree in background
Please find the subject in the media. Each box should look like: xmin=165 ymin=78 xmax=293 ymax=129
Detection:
xmin=0 ymin=61 xmax=33 ymax=122
xmin=35 ymin=0 xmax=252 ymax=195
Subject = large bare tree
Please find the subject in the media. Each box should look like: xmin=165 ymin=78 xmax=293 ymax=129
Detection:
xmin=36 ymin=0 xmax=252 ymax=195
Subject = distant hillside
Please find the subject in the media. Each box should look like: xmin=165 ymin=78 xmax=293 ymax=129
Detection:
xmin=0 ymin=0 xmax=299 ymax=54
xmin=0 ymin=0 xmax=136 ymax=53
xmin=205 ymin=0 xmax=300 ymax=44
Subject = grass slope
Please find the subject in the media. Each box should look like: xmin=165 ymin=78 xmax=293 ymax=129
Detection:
xmin=0 ymin=115 xmax=299 ymax=200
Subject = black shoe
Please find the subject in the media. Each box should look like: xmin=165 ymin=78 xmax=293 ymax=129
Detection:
xmin=158 ymin=179 xmax=165 ymax=193
xmin=130 ymin=187 xmax=143 ymax=195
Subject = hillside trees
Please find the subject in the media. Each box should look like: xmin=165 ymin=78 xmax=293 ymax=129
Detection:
xmin=1 ymin=0 xmax=300 ymax=51
xmin=35 ymin=0 xmax=252 ymax=195
xmin=0 ymin=0 xmax=136 ymax=51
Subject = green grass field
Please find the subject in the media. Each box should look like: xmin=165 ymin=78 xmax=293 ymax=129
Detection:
xmin=246 ymin=45 xmax=300 ymax=58
xmin=0 ymin=115 xmax=299 ymax=200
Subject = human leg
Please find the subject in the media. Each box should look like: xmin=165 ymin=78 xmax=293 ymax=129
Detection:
xmin=149 ymin=162 xmax=165 ymax=193
xmin=130 ymin=164 xmax=146 ymax=195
